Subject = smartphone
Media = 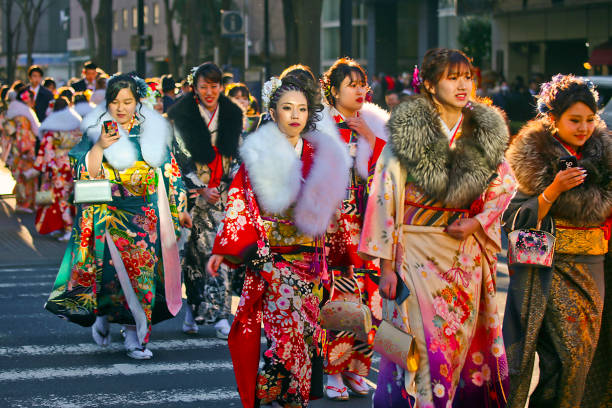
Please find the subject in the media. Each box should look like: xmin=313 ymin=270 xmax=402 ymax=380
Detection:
xmin=103 ymin=120 xmax=118 ymax=136
xmin=559 ymin=155 xmax=578 ymax=171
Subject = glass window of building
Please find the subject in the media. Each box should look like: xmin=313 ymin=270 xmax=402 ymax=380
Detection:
xmin=113 ymin=11 xmax=118 ymax=31
xmin=123 ymin=8 xmax=128 ymax=29
xmin=321 ymin=0 xmax=368 ymax=72
xmin=144 ymin=5 xmax=149 ymax=25
xmin=132 ymin=6 xmax=137 ymax=28
xmin=154 ymin=3 xmax=160 ymax=25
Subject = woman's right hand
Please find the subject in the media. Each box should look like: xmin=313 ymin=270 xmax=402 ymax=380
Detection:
xmin=549 ymin=167 xmax=586 ymax=195
xmin=378 ymin=260 xmax=397 ymax=300
xmin=207 ymin=254 xmax=224 ymax=277
xmin=189 ymin=187 xmax=221 ymax=204
xmin=95 ymin=124 xmax=120 ymax=150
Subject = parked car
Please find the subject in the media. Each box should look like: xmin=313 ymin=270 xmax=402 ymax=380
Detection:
xmin=582 ymin=76 xmax=612 ymax=128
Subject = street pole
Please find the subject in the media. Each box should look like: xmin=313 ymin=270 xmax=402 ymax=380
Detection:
xmin=244 ymin=0 xmax=249 ymax=72
xmin=136 ymin=0 xmax=146 ymax=77
xmin=264 ymin=0 xmax=270 ymax=78
xmin=340 ymin=0 xmax=352 ymax=57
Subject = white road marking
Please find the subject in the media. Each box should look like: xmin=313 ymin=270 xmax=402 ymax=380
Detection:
xmin=0 ymin=266 xmax=59 ymax=273
xmin=0 ymin=282 xmax=50 ymax=288
xmin=0 ymin=337 xmax=230 ymax=357
xmin=0 ymin=292 xmax=48 ymax=299
xmin=1 ymin=388 xmax=240 ymax=408
xmin=0 ymin=360 xmax=235 ymax=382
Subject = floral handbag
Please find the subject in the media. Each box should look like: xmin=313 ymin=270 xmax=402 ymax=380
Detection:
xmin=372 ymin=301 xmax=419 ymax=372
xmin=507 ymin=209 xmax=555 ymax=268
xmin=319 ymin=274 xmax=372 ymax=342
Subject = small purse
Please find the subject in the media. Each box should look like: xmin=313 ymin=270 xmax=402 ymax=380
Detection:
xmin=372 ymin=301 xmax=419 ymax=372
xmin=319 ymin=274 xmax=372 ymax=342
xmin=73 ymin=179 xmax=113 ymax=204
xmin=507 ymin=210 xmax=555 ymax=268
xmin=35 ymin=189 xmax=53 ymax=205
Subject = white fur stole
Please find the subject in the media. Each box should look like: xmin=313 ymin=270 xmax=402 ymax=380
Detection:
xmin=39 ymin=107 xmax=82 ymax=136
xmin=6 ymin=100 xmax=40 ymax=136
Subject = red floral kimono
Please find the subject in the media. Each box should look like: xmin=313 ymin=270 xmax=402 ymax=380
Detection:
xmin=323 ymin=104 xmax=388 ymax=376
xmin=212 ymin=121 xmax=350 ymax=407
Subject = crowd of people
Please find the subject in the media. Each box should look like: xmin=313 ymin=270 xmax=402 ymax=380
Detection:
xmin=0 ymin=49 xmax=609 ymax=408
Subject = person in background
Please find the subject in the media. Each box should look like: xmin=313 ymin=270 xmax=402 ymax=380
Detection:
xmin=3 ymin=84 xmax=40 ymax=213
xmin=161 ymin=74 xmax=176 ymax=113
xmin=179 ymin=78 xmax=192 ymax=96
xmin=384 ymin=90 xmax=400 ymax=110
xmin=71 ymin=61 xmax=99 ymax=92
xmin=43 ymin=78 xmax=57 ymax=95
xmin=33 ymin=96 xmax=82 ymax=241
xmin=168 ymin=62 xmax=243 ymax=338
xmin=27 ymin=65 xmax=54 ymax=122
xmin=90 ymin=76 xmax=107 ymax=106
xmin=73 ymin=92 xmax=95 ymax=118
xmin=226 ymin=82 xmax=259 ymax=134
xmin=222 ymin=72 xmax=234 ymax=88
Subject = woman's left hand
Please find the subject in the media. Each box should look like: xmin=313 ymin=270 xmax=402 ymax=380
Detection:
xmin=445 ymin=218 xmax=482 ymax=240
xmin=179 ymin=211 xmax=192 ymax=228
xmin=345 ymin=117 xmax=376 ymax=148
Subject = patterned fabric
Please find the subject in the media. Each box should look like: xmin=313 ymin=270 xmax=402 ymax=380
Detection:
xmin=182 ymin=155 xmax=235 ymax=324
xmin=213 ymin=141 xmax=325 ymax=408
xmin=3 ymin=116 xmax=38 ymax=209
xmin=360 ymin=147 xmax=515 ymax=408
xmin=45 ymin=129 xmax=186 ymax=344
xmin=34 ymin=129 xmax=81 ymax=235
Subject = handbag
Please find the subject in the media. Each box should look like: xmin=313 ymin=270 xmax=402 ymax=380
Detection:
xmin=319 ymin=274 xmax=372 ymax=342
xmin=507 ymin=209 xmax=555 ymax=268
xmin=372 ymin=301 xmax=419 ymax=372
xmin=35 ymin=189 xmax=53 ymax=205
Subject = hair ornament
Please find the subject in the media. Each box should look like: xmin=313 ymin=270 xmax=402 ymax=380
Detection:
xmin=187 ymin=66 xmax=199 ymax=86
xmin=536 ymin=73 xmax=598 ymax=115
xmin=411 ymin=65 xmax=422 ymax=94
xmin=107 ymin=73 xmax=148 ymax=99
xmin=262 ymin=77 xmax=283 ymax=110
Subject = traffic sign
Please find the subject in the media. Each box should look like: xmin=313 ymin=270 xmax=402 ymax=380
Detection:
xmin=221 ymin=11 xmax=244 ymax=36
xmin=130 ymin=35 xmax=153 ymax=52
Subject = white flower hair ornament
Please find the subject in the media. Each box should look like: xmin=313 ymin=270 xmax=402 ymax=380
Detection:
xmin=186 ymin=66 xmax=199 ymax=86
xmin=262 ymin=77 xmax=283 ymax=111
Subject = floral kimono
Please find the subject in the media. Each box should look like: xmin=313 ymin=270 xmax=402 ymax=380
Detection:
xmin=168 ymin=92 xmax=243 ymax=324
xmin=45 ymin=105 xmax=187 ymax=347
xmin=359 ymin=97 xmax=515 ymax=408
xmin=320 ymin=103 xmax=389 ymax=376
xmin=502 ymin=119 xmax=611 ymax=408
xmin=4 ymin=100 xmax=40 ymax=210
xmin=34 ymin=108 xmax=82 ymax=235
xmin=212 ymin=120 xmax=350 ymax=408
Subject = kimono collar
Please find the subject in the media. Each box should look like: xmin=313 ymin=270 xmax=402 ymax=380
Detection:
xmin=6 ymin=100 xmax=40 ymax=135
xmin=240 ymin=116 xmax=351 ymax=237
xmin=81 ymin=104 xmax=172 ymax=170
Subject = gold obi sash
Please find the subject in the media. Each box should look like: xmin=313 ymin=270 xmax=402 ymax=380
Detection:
xmin=554 ymin=218 xmax=610 ymax=256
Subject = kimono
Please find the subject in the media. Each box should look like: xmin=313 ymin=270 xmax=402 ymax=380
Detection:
xmin=359 ymin=97 xmax=515 ymax=408
xmin=45 ymin=105 xmax=187 ymax=347
xmin=34 ymin=108 xmax=82 ymax=235
xmin=212 ymin=119 xmax=351 ymax=407
xmin=320 ymin=103 xmax=389 ymax=377
xmin=3 ymin=100 xmax=41 ymax=210
xmin=502 ymin=119 xmax=611 ymax=408
xmin=168 ymin=93 xmax=243 ymax=324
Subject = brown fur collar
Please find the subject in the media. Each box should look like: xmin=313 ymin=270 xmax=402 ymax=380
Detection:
xmin=388 ymin=96 xmax=509 ymax=208
xmin=507 ymin=119 xmax=612 ymax=226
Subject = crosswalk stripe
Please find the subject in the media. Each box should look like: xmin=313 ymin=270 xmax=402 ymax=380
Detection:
xmin=0 ymin=338 xmax=229 ymax=357
xmin=0 ymin=266 xmax=59 ymax=273
xmin=0 ymin=292 xmax=48 ymax=299
xmin=0 ymin=360 xmax=235 ymax=382
xmin=1 ymin=387 xmax=239 ymax=407
xmin=0 ymin=282 xmax=50 ymax=288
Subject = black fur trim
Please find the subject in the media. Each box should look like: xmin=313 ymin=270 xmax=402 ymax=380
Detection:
xmin=507 ymin=119 xmax=612 ymax=226
xmin=167 ymin=92 xmax=243 ymax=164
xmin=387 ymin=96 xmax=509 ymax=208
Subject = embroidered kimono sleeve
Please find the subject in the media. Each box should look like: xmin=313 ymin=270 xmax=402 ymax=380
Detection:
xmin=473 ymin=161 xmax=517 ymax=252
xmin=162 ymin=152 xmax=187 ymax=237
xmin=34 ymin=131 xmax=54 ymax=172
xmin=359 ymin=147 xmax=400 ymax=261
xmin=212 ymin=165 xmax=264 ymax=265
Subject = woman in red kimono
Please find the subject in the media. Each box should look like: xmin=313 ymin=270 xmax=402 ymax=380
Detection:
xmin=207 ymin=75 xmax=351 ymax=408
xmin=319 ymin=57 xmax=390 ymax=399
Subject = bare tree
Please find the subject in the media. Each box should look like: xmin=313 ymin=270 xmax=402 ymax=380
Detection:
xmin=283 ymin=0 xmax=322 ymax=75
xmin=94 ymin=0 xmax=113 ymax=73
xmin=76 ymin=0 xmax=97 ymax=60
xmin=16 ymin=0 xmax=52 ymax=68
xmin=163 ymin=0 xmax=186 ymax=78
xmin=0 ymin=0 xmax=24 ymax=84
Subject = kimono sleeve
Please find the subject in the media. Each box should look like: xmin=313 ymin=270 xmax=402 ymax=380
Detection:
xmin=34 ymin=131 xmax=53 ymax=172
xmin=162 ymin=151 xmax=188 ymax=237
xmin=359 ymin=146 xmax=400 ymax=261
xmin=68 ymin=133 xmax=99 ymax=180
xmin=472 ymin=161 xmax=517 ymax=252
xmin=212 ymin=165 xmax=264 ymax=265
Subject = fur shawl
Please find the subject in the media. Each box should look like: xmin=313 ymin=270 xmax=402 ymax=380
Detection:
xmin=81 ymin=104 xmax=172 ymax=170
xmin=240 ymin=115 xmax=351 ymax=237
xmin=39 ymin=107 xmax=81 ymax=136
xmin=320 ymin=102 xmax=390 ymax=179
xmin=388 ymin=96 xmax=509 ymax=208
xmin=6 ymin=100 xmax=40 ymax=135
xmin=74 ymin=101 xmax=95 ymax=118
xmin=167 ymin=92 xmax=243 ymax=164
xmin=507 ymin=119 xmax=612 ymax=226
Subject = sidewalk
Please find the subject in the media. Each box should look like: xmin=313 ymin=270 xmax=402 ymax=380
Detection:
xmin=0 ymin=195 xmax=65 ymax=267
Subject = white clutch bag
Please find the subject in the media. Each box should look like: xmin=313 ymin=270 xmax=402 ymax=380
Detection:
xmin=73 ymin=179 xmax=113 ymax=204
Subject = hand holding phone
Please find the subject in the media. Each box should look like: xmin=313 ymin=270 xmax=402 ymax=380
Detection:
xmin=559 ymin=155 xmax=578 ymax=171
xmin=97 ymin=120 xmax=120 ymax=149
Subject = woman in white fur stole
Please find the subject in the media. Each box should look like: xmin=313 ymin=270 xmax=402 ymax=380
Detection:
xmin=33 ymin=97 xmax=82 ymax=241
xmin=45 ymin=74 xmax=191 ymax=360
xmin=319 ymin=57 xmax=390 ymax=400
xmin=207 ymin=75 xmax=351 ymax=408
xmin=3 ymin=85 xmax=40 ymax=213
